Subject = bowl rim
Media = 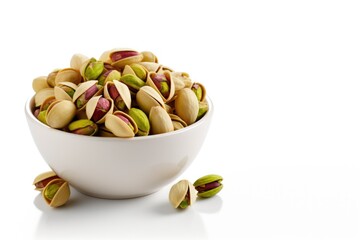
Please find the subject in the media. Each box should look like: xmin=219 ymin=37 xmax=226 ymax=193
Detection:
xmin=25 ymin=95 xmax=213 ymax=142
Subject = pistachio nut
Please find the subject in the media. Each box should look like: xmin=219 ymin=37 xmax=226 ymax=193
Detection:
xmin=128 ymin=108 xmax=150 ymax=136
xmin=33 ymin=171 xmax=59 ymax=191
xmin=191 ymin=82 xmax=206 ymax=102
xmin=98 ymin=69 xmax=121 ymax=86
xmin=34 ymin=87 xmax=55 ymax=107
xmin=169 ymin=179 xmax=197 ymax=209
xmin=46 ymin=100 xmax=77 ymax=129
xmin=141 ymin=51 xmax=158 ymax=63
xmin=37 ymin=110 xmax=47 ymax=124
xmin=130 ymin=63 xmax=147 ymax=81
xmin=80 ymin=58 xmax=104 ymax=81
xmin=105 ymin=111 xmax=138 ymax=138
xmin=55 ymin=68 xmax=82 ymax=86
xmin=149 ymin=106 xmax=174 ymax=135
xmin=70 ymin=53 xmax=89 ymax=71
xmin=32 ymin=76 xmax=50 ymax=92
xmin=138 ymin=62 xmax=162 ymax=72
xmin=54 ymin=82 xmax=78 ymax=101
xmin=42 ymin=178 xmax=70 ymax=207
xmin=68 ymin=119 xmax=98 ymax=136
xmin=98 ymin=125 xmax=116 ymax=137
xmin=86 ymin=96 xmax=114 ymax=124
xmin=171 ymin=72 xmax=192 ymax=90
xmin=109 ymin=49 xmax=143 ymax=70
xmin=120 ymin=74 xmax=146 ymax=93
xmin=136 ymin=86 xmax=165 ymax=115
xmin=193 ymin=174 xmax=223 ymax=198
xmin=72 ymin=80 xmax=103 ymax=109
xmin=46 ymin=69 xmax=59 ymax=87
xmin=169 ymin=113 xmax=187 ymax=130
xmin=197 ymin=101 xmax=208 ymax=120
xmin=174 ymin=88 xmax=199 ymax=125
xmin=104 ymin=80 xmax=131 ymax=111
xmin=147 ymin=71 xmax=175 ymax=102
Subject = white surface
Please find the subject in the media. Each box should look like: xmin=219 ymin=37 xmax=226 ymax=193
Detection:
xmin=1 ymin=0 xmax=360 ymax=239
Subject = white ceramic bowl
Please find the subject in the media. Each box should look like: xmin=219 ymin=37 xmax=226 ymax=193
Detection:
xmin=25 ymin=96 xmax=213 ymax=199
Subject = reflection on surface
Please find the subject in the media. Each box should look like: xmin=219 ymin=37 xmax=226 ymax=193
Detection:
xmin=194 ymin=195 xmax=223 ymax=214
xmin=34 ymin=188 xmax=207 ymax=240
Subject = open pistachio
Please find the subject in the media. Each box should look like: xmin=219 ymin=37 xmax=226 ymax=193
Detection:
xmin=54 ymin=82 xmax=78 ymax=101
xmin=68 ymin=119 xmax=98 ymax=136
xmin=109 ymin=49 xmax=143 ymax=70
xmin=171 ymin=72 xmax=192 ymax=90
xmin=141 ymin=51 xmax=158 ymax=63
xmin=104 ymin=80 xmax=131 ymax=111
xmin=32 ymin=76 xmax=50 ymax=92
xmin=191 ymin=82 xmax=206 ymax=102
xmin=86 ymin=96 xmax=114 ymax=124
xmin=138 ymin=62 xmax=162 ymax=72
xmin=70 ymin=53 xmax=89 ymax=71
xmin=128 ymin=108 xmax=150 ymax=136
xmin=73 ymin=80 xmax=103 ymax=109
xmin=80 ymin=58 xmax=104 ymax=81
xmin=193 ymin=174 xmax=223 ymax=198
xmin=98 ymin=69 xmax=121 ymax=86
xmin=147 ymin=71 xmax=175 ymax=102
xmin=46 ymin=69 xmax=59 ymax=87
xmin=175 ymin=88 xmax=199 ymax=125
xmin=34 ymin=88 xmax=55 ymax=107
xmin=169 ymin=180 xmax=197 ymax=209
xmin=46 ymin=100 xmax=77 ymax=129
xmin=55 ymin=68 xmax=82 ymax=86
xmin=42 ymin=178 xmax=70 ymax=207
xmin=197 ymin=101 xmax=209 ymax=120
xmin=136 ymin=86 xmax=165 ymax=115
xmin=120 ymin=74 xmax=146 ymax=93
xmin=33 ymin=171 xmax=59 ymax=191
xmin=169 ymin=113 xmax=187 ymax=130
xmin=105 ymin=111 xmax=138 ymax=138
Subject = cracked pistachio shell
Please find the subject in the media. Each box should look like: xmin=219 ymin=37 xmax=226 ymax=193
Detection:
xmin=174 ymin=88 xmax=199 ymax=125
xmin=98 ymin=69 xmax=121 ymax=86
xmin=138 ymin=62 xmax=161 ymax=72
xmin=46 ymin=100 xmax=76 ymax=129
xmin=169 ymin=113 xmax=187 ymax=130
xmin=70 ymin=53 xmax=89 ymax=71
xmin=55 ymin=68 xmax=82 ymax=86
xmin=136 ymin=86 xmax=165 ymax=115
xmin=39 ymin=96 xmax=56 ymax=112
xmin=128 ymin=108 xmax=150 ymax=136
xmin=86 ymin=96 xmax=114 ymax=124
xmin=169 ymin=180 xmax=197 ymax=209
xmin=80 ymin=58 xmax=104 ymax=81
xmin=32 ymin=76 xmax=50 ymax=92
xmin=46 ymin=69 xmax=60 ymax=87
xmin=104 ymin=80 xmax=131 ymax=111
xmin=34 ymin=88 xmax=55 ymax=107
xmin=109 ymin=49 xmax=143 ymax=70
xmin=157 ymin=65 xmax=174 ymax=74
xmin=149 ymin=106 xmax=174 ymax=135
xmin=33 ymin=171 xmax=59 ymax=191
xmin=141 ymin=51 xmax=158 ymax=63
xmin=105 ymin=111 xmax=138 ymax=138
xmin=42 ymin=178 xmax=70 ymax=207
xmin=54 ymin=82 xmax=78 ymax=101
xmin=72 ymin=80 xmax=102 ymax=109
xmin=146 ymin=71 xmax=175 ymax=103
xmin=191 ymin=82 xmax=206 ymax=102
xmin=193 ymin=174 xmax=223 ymax=198
xmin=171 ymin=72 xmax=193 ymax=90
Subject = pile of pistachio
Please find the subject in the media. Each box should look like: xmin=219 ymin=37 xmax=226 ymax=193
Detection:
xmin=32 ymin=49 xmax=208 ymax=137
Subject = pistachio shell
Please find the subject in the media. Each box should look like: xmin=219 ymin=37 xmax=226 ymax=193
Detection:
xmin=169 ymin=113 xmax=187 ymax=130
xmin=128 ymin=108 xmax=150 ymax=136
xmin=46 ymin=69 xmax=59 ymax=87
xmin=191 ymin=82 xmax=206 ymax=102
xmin=171 ymin=72 xmax=193 ymax=89
xmin=86 ymin=96 xmax=114 ymax=124
xmin=72 ymin=80 xmax=102 ymax=108
xmin=169 ymin=180 xmax=196 ymax=209
xmin=104 ymin=80 xmax=131 ymax=110
xmin=149 ymin=106 xmax=174 ymax=135
xmin=136 ymin=86 xmax=165 ymax=114
xmin=42 ymin=179 xmax=70 ymax=207
xmin=55 ymin=68 xmax=82 ymax=86
xmin=33 ymin=171 xmax=59 ymax=191
xmin=70 ymin=53 xmax=89 ymax=71
xmin=141 ymin=51 xmax=158 ymax=63
xmin=105 ymin=111 xmax=138 ymax=138
xmin=54 ymin=82 xmax=78 ymax=101
xmin=175 ymin=88 xmax=199 ymax=125
xmin=46 ymin=100 xmax=76 ymax=129
xmin=34 ymin=88 xmax=55 ymax=107
xmin=99 ymin=49 xmax=112 ymax=63
xmin=138 ymin=62 xmax=161 ymax=72
xmin=122 ymin=64 xmax=136 ymax=76
xmin=146 ymin=71 xmax=175 ymax=103
xmin=80 ymin=58 xmax=104 ymax=81
xmin=32 ymin=76 xmax=50 ymax=92
xmin=98 ymin=69 xmax=121 ymax=86
xmin=110 ymin=49 xmax=143 ymax=70
xmin=39 ymin=96 xmax=56 ymax=112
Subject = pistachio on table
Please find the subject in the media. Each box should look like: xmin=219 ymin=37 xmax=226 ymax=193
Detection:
xmin=193 ymin=174 xmax=223 ymax=198
xmin=31 ymin=48 xmax=209 ymax=138
xmin=169 ymin=180 xmax=197 ymax=209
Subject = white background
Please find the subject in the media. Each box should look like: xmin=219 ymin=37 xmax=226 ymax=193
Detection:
xmin=1 ymin=0 xmax=360 ymax=239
